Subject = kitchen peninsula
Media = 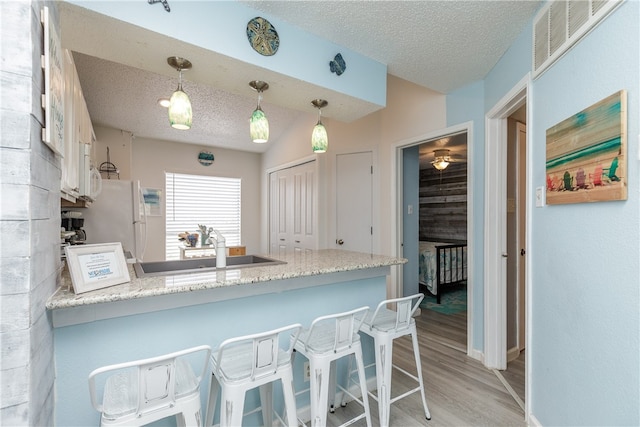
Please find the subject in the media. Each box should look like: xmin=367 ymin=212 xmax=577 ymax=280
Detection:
xmin=47 ymin=249 xmax=405 ymax=426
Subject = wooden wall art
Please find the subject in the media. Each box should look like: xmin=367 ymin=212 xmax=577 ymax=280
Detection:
xmin=546 ymin=90 xmax=627 ymax=205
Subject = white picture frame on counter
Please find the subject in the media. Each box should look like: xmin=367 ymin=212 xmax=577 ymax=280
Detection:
xmin=64 ymin=243 xmax=131 ymax=294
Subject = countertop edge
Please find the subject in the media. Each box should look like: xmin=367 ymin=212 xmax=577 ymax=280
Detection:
xmin=47 ymin=250 xmax=406 ymax=311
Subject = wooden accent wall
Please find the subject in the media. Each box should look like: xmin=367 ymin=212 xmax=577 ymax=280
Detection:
xmin=419 ymin=162 xmax=467 ymax=242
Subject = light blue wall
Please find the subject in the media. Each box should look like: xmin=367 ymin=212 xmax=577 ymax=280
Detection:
xmin=65 ymin=0 xmax=386 ymax=107
xmin=446 ymin=80 xmax=484 ymax=351
xmin=529 ymin=2 xmax=639 ymax=424
xmin=449 ymin=1 xmax=639 ymax=424
xmin=54 ymin=276 xmax=386 ymax=426
xmin=484 ymin=18 xmax=534 ymax=111
xmin=402 ymin=145 xmax=420 ymax=297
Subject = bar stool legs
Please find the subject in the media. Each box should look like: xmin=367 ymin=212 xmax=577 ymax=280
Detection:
xmin=411 ymin=329 xmax=431 ymax=422
xmin=293 ymin=307 xmax=372 ymax=427
xmin=357 ymin=294 xmax=431 ymax=427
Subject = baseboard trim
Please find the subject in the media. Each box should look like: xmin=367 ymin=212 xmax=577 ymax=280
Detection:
xmin=528 ymin=413 xmax=542 ymax=427
xmin=492 ymin=368 xmax=524 ymax=411
xmin=507 ymin=346 xmax=521 ymax=362
xmin=469 ymin=348 xmax=484 ymax=363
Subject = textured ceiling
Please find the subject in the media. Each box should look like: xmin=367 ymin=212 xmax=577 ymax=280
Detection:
xmin=60 ymin=1 xmax=541 ymax=154
xmin=242 ymin=1 xmax=542 ymax=93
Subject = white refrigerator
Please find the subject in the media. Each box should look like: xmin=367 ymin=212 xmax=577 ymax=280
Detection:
xmin=80 ymin=180 xmax=147 ymax=261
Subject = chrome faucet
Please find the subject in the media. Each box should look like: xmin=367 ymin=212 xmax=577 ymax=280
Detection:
xmin=208 ymin=230 xmax=226 ymax=268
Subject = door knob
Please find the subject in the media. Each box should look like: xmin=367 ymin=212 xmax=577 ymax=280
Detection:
xmin=336 ymin=239 xmax=344 ymax=245
xmin=521 ymin=249 xmax=526 ymax=256
xmin=502 ymin=253 xmax=508 ymax=258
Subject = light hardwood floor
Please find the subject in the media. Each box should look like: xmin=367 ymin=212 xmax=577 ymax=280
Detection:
xmin=322 ymin=308 xmax=526 ymax=426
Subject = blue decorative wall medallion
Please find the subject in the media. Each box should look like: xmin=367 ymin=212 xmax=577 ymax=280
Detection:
xmin=198 ymin=151 xmax=214 ymax=166
xmin=246 ymin=17 xmax=280 ymax=56
xmin=330 ymin=53 xmax=346 ymax=76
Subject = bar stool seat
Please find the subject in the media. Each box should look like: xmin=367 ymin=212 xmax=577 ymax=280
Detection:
xmin=205 ymin=324 xmax=302 ymax=427
xmin=88 ymin=345 xmax=211 ymax=427
xmin=293 ymin=306 xmax=372 ymax=427
xmin=354 ymin=294 xmax=431 ymax=427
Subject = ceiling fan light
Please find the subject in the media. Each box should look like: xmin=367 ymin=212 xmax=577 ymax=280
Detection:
xmin=432 ymin=158 xmax=450 ymax=170
xmin=168 ymin=88 xmax=192 ymax=130
xmin=432 ymin=148 xmax=451 ymax=170
xmin=250 ymin=107 xmax=269 ymax=143
xmin=312 ymin=122 xmax=328 ymax=153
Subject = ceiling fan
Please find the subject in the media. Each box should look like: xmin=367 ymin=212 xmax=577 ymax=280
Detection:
xmin=431 ymin=149 xmax=466 ymax=171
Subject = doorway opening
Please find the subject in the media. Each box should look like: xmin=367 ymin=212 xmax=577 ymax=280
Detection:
xmin=395 ymin=122 xmax=474 ymax=356
xmin=484 ymin=74 xmax=530 ymax=414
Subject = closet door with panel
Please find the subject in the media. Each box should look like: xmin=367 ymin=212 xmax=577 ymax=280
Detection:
xmin=269 ymin=161 xmax=317 ymax=256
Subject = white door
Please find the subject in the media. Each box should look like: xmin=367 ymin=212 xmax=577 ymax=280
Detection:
xmin=516 ymin=123 xmax=527 ymax=351
xmin=336 ymin=152 xmax=373 ymax=253
xmin=291 ymin=165 xmax=316 ymax=253
xmin=269 ymin=161 xmax=317 ymax=255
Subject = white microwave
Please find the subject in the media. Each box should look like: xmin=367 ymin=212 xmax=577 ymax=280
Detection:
xmin=78 ymin=143 xmax=102 ymax=202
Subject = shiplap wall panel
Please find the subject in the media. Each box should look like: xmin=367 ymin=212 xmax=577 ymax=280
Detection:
xmin=419 ymin=162 xmax=467 ymax=242
xmin=0 ymin=1 xmax=59 ymax=424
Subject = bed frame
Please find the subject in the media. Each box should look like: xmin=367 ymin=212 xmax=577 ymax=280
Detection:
xmin=433 ymin=243 xmax=467 ymax=304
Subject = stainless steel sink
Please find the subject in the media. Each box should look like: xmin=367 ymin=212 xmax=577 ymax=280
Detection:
xmin=133 ymin=255 xmax=286 ymax=277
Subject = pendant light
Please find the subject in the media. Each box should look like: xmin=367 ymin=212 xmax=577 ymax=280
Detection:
xmin=432 ymin=149 xmax=451 ymax=171
xmin=311 ymin=99 xmax=328 ymax=153
xmin=249 ymin=81 xmax=269 ymax=143
xmin=167 ymin=56 xmax=192 ymax=130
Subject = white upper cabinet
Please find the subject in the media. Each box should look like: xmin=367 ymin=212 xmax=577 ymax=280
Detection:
xmin=61 ymin=49 xmax=79 ymax=201
xmin=61 ymin=49 xmax=95 ymax=203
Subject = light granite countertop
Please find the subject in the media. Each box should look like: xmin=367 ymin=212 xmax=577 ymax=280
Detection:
xmin=47 ymin=249 xmax=406 ymax=310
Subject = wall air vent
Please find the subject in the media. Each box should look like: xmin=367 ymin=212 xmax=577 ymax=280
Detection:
xmin=533 ymin=0 xmax=624 ymax=78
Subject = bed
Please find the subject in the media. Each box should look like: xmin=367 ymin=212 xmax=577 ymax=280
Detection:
xmin=418 ymin=241 xmax=467 ymax=304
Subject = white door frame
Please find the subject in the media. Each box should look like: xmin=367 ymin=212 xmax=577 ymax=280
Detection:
xmin=484 ymin=74 xmax=531 ymax=372
xmin=391 ymin=121 xmax=474 ymax=357
xmin=516 ymin=121 xmax=527 ymax=353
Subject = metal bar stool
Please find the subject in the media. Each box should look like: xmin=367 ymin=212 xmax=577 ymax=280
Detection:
xmin=88 ymin=345 xmax=211 ymax=426
xmin=205 ymin=324 xmax=302 ymax=427
xmin=349 ymin=294 xmax=431 ymax=427
xmin=292 ymin=306 xmax=372 ymax=427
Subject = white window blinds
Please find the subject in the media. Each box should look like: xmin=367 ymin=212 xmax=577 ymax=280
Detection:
xmin=165 ymin=172 xmax=241 ymax=260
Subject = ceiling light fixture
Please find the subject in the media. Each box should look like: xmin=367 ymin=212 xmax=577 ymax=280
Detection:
xmin=167 ymin=56 xmax=192 ymax=130
xmin=432 ymin=149 xmax=451 ymax=171
xmin=311 ymin=99 xmax=328 ymax=153
xmin=249 ymin=80 xmax=269 ymax=143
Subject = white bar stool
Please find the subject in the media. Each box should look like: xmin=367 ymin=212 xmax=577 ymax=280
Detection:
xmin=352 ymin=294 xmax=431 ymax=427
xmin=205 ymin=324 xmax=302 ymax=427
xmin=88 ymin=345 xmax=211 ymax=426
xmin=293 ymin=306 xmax=372 ymax=427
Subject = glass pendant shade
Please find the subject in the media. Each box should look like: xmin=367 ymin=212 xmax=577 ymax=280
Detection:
xmin=166 ymin=58 xmax=193 ymax=130
xmin=168 ymin=86 xmax=192 ymax=130
xmin=312 ymin=122 xmax=328 ymax=153
xmin=250 ymin=107 xmax=269 ymax=143
xmin=248 ymin=81 xmax=270 ymax=143
xmin=311 ymin=99 xmax=329 ymax=153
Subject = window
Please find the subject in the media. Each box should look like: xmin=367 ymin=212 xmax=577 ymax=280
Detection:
xmin=165 ymin=172 xmax=241 ymax=260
